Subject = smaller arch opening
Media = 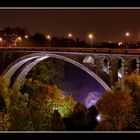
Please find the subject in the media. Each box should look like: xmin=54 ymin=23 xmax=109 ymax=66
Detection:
xmin=103 ymin=58 xmax=110 ymax=75
xmin=128 ymin=59 xmax=137 ymax=75
xmin=83 ymin=55 xmax=94 ymax=65
xmin=117 ymin=59 xmax=125 ymax=79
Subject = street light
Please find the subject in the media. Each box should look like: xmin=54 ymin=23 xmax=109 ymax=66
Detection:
xmin=47 ymin=35 xmax=51 ymax=47
xmin=125 ymin=32 xmax=131 ymax=43
xmin=124 ymin=32 xmax=131 ymax=48
xmin=18 ymin=36 xmax=22 ymax=47
xmin=125 ymin=32 xmax=130 ymax=37
xmin=88 ymin=33 xmax=94 ymax=48
xmin=24 ymin=35 xmax=28 ymax=39
xmin=68 ymin=33 xmax=72 ymax=38
xmin=0 ymin=37 xmax=3 ymax=47
xmin=67 ymin=33 xmax=72 ymax=47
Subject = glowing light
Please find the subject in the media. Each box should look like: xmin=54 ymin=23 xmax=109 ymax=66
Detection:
xmin=125 ymin=32 xmax=130 ymax=37
xmin=25 ymin=35 xmax=28 ymax=39
xmin=88 ymin=33 xmax=93 ymax=39
xmin=0 ymin=37 xmax=2 ymax=47
xmin=96 ymin=114 xmax=102 ymax=122
xmin=68 ymin=33 xmax=72 ymax=38
xmin=47 ymin=35 xmax=51 ymax=39
xmin=118 ymin=42 xmax=123 ymax=46
xmin=0 ymin=37 xmax=2 ymax=42
xmin=18 ymin=36 xmax=22 ymax=41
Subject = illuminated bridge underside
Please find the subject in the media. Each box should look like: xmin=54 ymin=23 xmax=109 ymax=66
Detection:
xmin=3 ymin=52 xmax=111 ymax=92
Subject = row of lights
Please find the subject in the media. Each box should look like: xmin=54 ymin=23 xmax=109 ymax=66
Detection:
xmin=0 ymin=35 xmax=29 ymax=47
xmin=46 ymin=33 xmax=94 ymax=47
xmin=46 ymin=32 xmax=131 ymax=47
xmin=0 ymin=32 xmax=131 ymax=47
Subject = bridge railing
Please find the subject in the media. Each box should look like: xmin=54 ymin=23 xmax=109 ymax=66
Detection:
xmin=0 ymin=47 xmax=140 ymax=55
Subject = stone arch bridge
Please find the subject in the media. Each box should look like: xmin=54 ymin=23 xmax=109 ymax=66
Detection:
xmin=0 ymin=47 xmax=140 ymax=91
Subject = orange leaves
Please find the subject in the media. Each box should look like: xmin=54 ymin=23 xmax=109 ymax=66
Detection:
xmin=96 ymin=89 xmax=134 ymax=130
xmin=124 ymin=73 xmax=140 ymax=90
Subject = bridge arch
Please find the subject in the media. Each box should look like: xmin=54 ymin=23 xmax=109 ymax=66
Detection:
xmin=2 ymin=52 xmax=111 ymax=92
xmin=110 ymin=56 xmax=127 ymax=84
xmin=2 ymin=52 xmax=45 ymax=85
xmin=83 ymin=55 xmax=95 ymax=65
xmin=97 ymin=56 xmax=111 ymax=68
xmin=127 ymin=57 xmax=140 ymax=75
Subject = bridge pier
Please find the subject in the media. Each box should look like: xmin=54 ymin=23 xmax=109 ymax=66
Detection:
xmin=136 ymin=60 xmax=140 ymax=75
xmin=108 ymin=64 xmax=113 ymax=87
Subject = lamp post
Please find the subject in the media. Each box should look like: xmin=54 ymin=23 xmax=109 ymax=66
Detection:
xmin=125 ymin=32 xmax=130 ymax=42
xmin=68 ymin=33 xmax=72 ymax=47
xmin=0 ymin=37 xmax=2 ymax=47
xmin=47 ymin=35 xmax=51 ymax=47
xmin=124 ymin=32 xmax=131 ymax=48
xmin=88 ymin=33 xmax=93 ymax=48
xmin=18 ymin=36 xmax=22 ymax=47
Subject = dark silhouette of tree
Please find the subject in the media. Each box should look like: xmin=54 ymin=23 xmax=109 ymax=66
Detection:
xmin=87 ymin=105 xmax=98 ymax=130
xmin=51 ymin=110 xmax=65 ymax=131
xmin=75 ymin=38 xmax=88 ymax=48
xmin=0 ymin=27 xmax=29 ymax=47
xmin=29 ymin=33 xmax=47 ymax=47
xmin=63 ymin=102 xmax=91 ymax=130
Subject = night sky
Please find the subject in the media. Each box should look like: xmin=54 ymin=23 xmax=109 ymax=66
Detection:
xmin=0 ymin=9 xmax=140 ymax=42
xmin=58 ymin=62 xmax=106 ymax=108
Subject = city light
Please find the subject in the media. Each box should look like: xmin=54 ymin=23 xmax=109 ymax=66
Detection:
xmin=88 ymin=33 xmax=93 ymax=39
xmin=25 ymin=35 xmax=28 ymax=39
xmin=68 ymin=33 xmax=72 ymax=38
xmin=18 ymin=36 xmax=22 ymax=41
xmin=0 ymin=37 xmax=3 ymax=47
xmin=47 ymin=35 xmax=51 ymax=47
xmin=96 ymin=114 xmax=102 ymax=122
xmin=47 ymin=35 xmax=51 ymax=39
xmin=67 ymin=33 xmax=72 ymax=47
xmin=125 ymin=32 xmax=130 ymax=37
xmin=0 ymin=37 xmax=2 ymax=42
xmin=88 ymin=33 xmax=94 ymax=47
xmin=118 ymin=42 xmax=123 ymax=46
xmin=18 ymin=36 xmax=22 ymax=46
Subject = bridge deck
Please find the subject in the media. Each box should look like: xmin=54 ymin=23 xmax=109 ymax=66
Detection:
xmin=0 ymin=47 xmax=140 ymax=55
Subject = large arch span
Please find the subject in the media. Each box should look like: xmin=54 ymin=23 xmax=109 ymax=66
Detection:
xmin=2 ymin=52 xmax=111 ymax=92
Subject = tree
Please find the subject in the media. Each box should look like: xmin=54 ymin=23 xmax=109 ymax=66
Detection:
xmin=0 ymin=77 xmax=31 ymax=131
xmin=124 ymin=73 xmax=140 ymax=96
xmin=0 ymin=76 xmax=11 ymax=111
xmin=63 ymin=102 xmax=91 ymax=130
xmin=51 ymin=110 xmax=65 ymax=131
xmin=0 ymin=112 xmax=10 ymax=131
xmin=0 ymin=76 xmax=78 ymax=131
xmin=96 ymin=89 xmax=134 ymax=130
xmin=124 ymin=74 xmax=140 ymax=130
xmin=8 ymin=83 xmax=30 ymax=130
xmin=87 ymin=105 xmax=98 ymax=130
xmin=0 ymin=27 xmax=29 ymax=47
xmin=29 ymin=33 xmax=47 ymax=47
xmin=27 ymin=83 xmax=75 ymax=130
xmin=27 ymin=58 xmax=65 ymax=84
